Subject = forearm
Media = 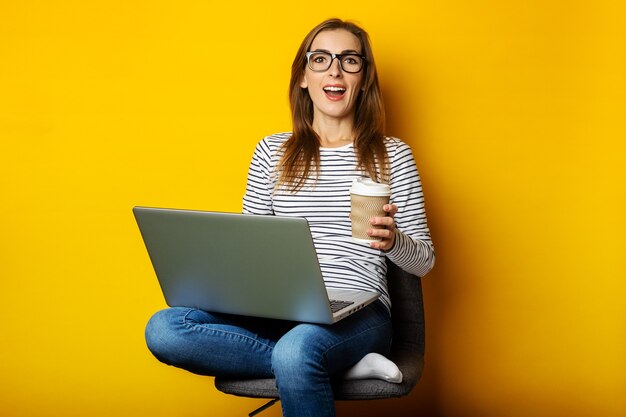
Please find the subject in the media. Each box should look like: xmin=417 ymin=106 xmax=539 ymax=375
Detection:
xmin=385 ymin=229 xmax=435 ymax=277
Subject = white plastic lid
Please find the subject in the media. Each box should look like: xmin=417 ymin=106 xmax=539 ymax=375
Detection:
xmin=350 ymin=178 xmax=391 ymax=196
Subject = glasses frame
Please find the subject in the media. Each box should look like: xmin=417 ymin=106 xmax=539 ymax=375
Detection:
xmin=305 ymin=51 xmax=367 ymax=74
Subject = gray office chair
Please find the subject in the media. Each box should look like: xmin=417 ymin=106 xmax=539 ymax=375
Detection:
xmin=214 ymin=260 xmax=426 ymax=416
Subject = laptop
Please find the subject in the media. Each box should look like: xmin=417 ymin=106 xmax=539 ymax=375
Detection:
xmin=133 ymin=207 xmax=380 ymax=324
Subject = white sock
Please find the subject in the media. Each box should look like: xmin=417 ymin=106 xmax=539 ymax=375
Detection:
xmin=343 ymin=352 xmax=403 ymax=383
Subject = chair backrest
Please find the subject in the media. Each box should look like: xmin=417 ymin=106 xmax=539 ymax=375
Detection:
xmin=376 ymin=260 xmax=425 ymax=396
xmin=386 ymin=259 xmax=425 ymax=357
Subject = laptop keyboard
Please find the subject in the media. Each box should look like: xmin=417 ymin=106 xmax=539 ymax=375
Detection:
xmin=329 ymin=299 xmax=355 ymax=313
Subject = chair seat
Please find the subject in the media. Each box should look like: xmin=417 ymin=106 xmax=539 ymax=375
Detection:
xmin=215 ymin=350 xmax=423 ymax=401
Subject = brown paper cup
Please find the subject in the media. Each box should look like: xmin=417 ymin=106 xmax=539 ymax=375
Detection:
xmin=350 ymin=194 xmax=390 ymax=243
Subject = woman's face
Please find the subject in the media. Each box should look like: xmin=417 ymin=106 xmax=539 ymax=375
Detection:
xmin=300 ymin=29 xmax=365 ymax=125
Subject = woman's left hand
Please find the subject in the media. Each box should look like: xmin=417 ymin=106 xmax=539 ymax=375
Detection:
xmin=368 ymin=204 xmax=398 ymax=251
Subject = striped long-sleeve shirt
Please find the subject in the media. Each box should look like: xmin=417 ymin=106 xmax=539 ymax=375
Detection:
xmin=242 ymin=132 xmax=435 ymax=312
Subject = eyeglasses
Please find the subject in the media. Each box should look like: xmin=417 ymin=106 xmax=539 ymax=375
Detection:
xmin=305 ymin=51 xmax=366 ymax=73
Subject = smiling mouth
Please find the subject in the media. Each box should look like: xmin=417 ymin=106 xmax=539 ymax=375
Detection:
xmin=323 ymin=86 xmax=346 ymax=98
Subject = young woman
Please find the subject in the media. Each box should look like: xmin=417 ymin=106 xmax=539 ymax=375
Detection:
xmin=145 ymin=18 xmax=435 ymax=417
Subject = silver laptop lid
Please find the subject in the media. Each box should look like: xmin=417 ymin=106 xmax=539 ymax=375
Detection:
xmin=134 ymin=207 xmax=339 ymax=323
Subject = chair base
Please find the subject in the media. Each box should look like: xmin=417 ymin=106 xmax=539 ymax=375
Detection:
xmin=249 ymin=399 xmax=279 ymax=417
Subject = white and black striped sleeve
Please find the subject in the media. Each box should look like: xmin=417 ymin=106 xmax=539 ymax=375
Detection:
xmin=242 ymin=138 xmax=275 ymax=215
xmin=385 ymin=140 xmax=435 ymax=277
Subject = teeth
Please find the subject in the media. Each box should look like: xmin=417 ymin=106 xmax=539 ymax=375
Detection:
xmin=324 ymin=86 xmax=346 ymax=92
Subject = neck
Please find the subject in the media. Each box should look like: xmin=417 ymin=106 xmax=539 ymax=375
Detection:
xmin=312 ymin=116 xmax=355 ymax=148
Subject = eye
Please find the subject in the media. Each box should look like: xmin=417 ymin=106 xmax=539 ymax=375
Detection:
xmin=342 ymin=55 xmax=362 ymax=66
xmin=312 ymin=54 xmax=328 ymax=63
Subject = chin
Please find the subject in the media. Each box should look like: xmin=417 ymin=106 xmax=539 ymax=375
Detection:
xmin=320 ymin=105 xmax=354 ymax=119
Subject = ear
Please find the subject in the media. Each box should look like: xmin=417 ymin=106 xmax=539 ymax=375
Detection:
xmin=299 ymin=73 xmax=308 ymax=89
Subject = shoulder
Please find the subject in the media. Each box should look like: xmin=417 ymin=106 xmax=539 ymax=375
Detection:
xmin=259 ymin=132 xmax=292 ymax=150
xmin=383 ymin=136 xmax=415 ymax=160
xmin=251 ymin=132 xmax=291 ymax=161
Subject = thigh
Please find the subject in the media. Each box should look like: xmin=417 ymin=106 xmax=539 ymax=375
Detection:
xmin=146 ymin=307 xmax=295 ymax=378
xmin=274 ymin=300 xmax=392 ymax=376
xmin=183 ymin=308 xmax=296 ymax=341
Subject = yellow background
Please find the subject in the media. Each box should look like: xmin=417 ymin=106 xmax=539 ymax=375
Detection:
xmin=1 ymin=1 xmax=624 ymax=416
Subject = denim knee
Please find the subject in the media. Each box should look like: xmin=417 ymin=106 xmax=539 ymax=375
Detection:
xmin=145 ymin=307 xmax=186 ymax=364
xmin=271 ymin=330 xmax=323 ymax=379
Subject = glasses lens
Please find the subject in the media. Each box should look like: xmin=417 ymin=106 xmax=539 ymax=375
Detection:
xmin=308 ymin=52 xmax=332 ymax=71
xmin=340 ymin=54 xmax=364 ymax=73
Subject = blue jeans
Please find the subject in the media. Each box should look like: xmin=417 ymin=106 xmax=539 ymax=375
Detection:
xmin=145 ymin=300 xmax=392 ymax=417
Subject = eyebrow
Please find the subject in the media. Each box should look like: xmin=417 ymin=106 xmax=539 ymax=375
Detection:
xmin=312 ymin=48 xmax=361 ymax=54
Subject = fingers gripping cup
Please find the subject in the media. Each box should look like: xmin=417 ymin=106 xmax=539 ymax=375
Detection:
xmin=350 ymin=178 xmax=391 ymax=243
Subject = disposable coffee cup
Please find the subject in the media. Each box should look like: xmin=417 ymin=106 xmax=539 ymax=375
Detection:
xmin=350 ymin=178 xmax=391 ymax=243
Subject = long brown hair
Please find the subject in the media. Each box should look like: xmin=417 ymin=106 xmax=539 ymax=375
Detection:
xmin=278 ymin=18 xmax=389 ymax=191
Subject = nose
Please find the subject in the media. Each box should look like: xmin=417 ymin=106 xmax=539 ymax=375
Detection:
xmin=328 ymin=57 xmax=343 ymax=77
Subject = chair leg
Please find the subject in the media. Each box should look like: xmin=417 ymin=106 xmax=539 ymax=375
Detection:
xmin=249 ymin=398 xmax=279 ymax=417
